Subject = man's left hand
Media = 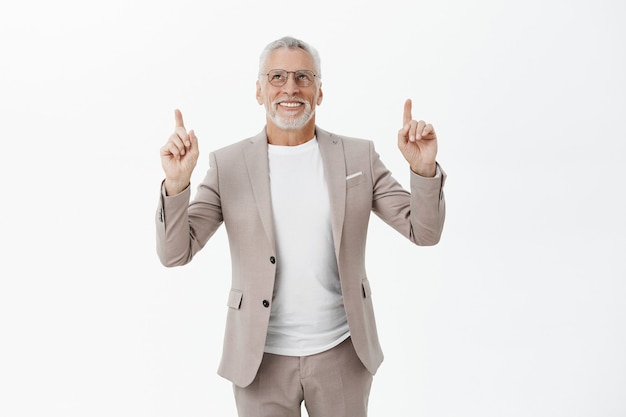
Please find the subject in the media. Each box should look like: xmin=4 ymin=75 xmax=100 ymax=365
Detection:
xmin=397 ymin=99 xmax=438 ymax=177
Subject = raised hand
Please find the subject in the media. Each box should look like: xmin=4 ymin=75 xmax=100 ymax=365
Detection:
xmin=397 ymin=99 xmax=438 ymax=177
xmin=160 ymin=109 xmax=199 ymax=195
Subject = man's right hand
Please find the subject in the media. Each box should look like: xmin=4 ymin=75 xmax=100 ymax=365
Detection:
xmin=160 ymin=109 xmax=199 ymax=195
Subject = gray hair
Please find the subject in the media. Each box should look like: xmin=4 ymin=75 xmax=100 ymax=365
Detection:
xmin=258 ymin=36 xmax=322 ymax=80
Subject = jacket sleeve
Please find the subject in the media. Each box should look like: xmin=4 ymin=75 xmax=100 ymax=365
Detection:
xmin=156 ymin=152 xmax=224 ymax=266
xmin=369 ymin=142 xmax=446 ymax=246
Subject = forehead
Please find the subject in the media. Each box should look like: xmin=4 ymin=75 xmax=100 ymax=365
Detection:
xmin=264 ymin=47 xmax=316 ymax=71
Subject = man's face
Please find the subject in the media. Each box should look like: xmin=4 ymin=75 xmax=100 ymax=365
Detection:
xmin=256 ymin=47 xmax=323 ymax=130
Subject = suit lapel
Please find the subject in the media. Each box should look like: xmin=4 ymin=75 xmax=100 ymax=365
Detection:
xmin=317 ymin=127 xmax=346 ymax=258
xmin=243 ymin=130 xmax=276 ymax=252
xmin=242 ymin=127 xmax=347 ymax=257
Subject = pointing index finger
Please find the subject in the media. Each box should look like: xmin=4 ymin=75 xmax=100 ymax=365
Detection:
xmin=175 ymin=109 xmax=185 ymax=129
xmin=403 ymin=99 xmax=413 ymax=126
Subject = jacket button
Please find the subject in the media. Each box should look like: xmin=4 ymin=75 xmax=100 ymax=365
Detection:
xmin=269 ymin=256 xmax=276 ymax=264
xmin=262 ymin=300 xmax=270 ymax=308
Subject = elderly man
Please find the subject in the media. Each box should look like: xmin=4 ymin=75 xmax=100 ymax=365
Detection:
xmin=157 ymin=35 xmax=446 ymax=417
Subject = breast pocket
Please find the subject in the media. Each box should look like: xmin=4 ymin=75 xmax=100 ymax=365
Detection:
xmin=346 ymin=171 xmax=364 ymax=189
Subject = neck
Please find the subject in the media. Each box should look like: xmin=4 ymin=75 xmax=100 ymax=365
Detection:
xmin=265 ymin=119 xmax=316 ymax=146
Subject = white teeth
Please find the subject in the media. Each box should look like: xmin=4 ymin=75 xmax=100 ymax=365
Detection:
xmin=280 ymin=102 xmax=302 ymax=108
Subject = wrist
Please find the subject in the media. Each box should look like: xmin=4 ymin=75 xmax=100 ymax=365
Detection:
xmin=164 ymin=179 xmax=189 ymax=196
xmin=410 ymin=163 xmax=436 ymax=178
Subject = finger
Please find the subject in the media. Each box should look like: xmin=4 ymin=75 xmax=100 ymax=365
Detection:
xmin=167 ymin=133 xmax=186 ymax=156
xmin=402 ymin=99 xmax=413 ymax=126
xmin=408 ymin=120 xmax=418 ymax=142
xmin=415 ymin=120 xmax=426 ymax=140
xmin=175 ymin=109 xmax=185 ymax=129
xmin=398 ymin=123 xmax=409 ymax=137
xmin=175 ymin=126 xmax=190 ymax=147
xmin=189 ymin=129 xmax=198 ymax=152
xmin=397 ymin=124 xmax=410 ymax=148
xmin=422 ymin=123 xmax=436 ymax=139
xmin=190 ymin=128 xmax=198 ymax=142
xmin=161 ymin=141 xmax=182 ymax=159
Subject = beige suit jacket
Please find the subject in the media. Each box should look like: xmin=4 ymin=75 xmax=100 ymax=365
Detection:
xmin=156 ymin=126 xmax=446 ymax=387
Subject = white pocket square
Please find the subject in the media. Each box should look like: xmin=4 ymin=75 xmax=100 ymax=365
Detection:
xmin=346 ymin=171 xmax=363 ymax=180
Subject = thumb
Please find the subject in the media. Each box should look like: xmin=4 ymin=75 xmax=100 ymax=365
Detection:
xmin=189 ymin=129 xmax=198 ymax=146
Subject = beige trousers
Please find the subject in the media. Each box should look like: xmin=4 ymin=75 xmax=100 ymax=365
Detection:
xmin=233 ymin=337 xmax=373 ymax=417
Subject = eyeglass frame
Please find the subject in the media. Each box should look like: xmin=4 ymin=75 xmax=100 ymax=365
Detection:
xmin=260 ymin=69 xmax=320 ymax=87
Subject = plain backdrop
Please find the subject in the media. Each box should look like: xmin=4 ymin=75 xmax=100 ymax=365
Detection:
xmin=1 ymin=0 xmax=625 ymax=416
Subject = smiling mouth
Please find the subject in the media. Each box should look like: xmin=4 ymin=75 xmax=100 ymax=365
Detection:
xmin=279 ymin=102 xmax=303 ymax=108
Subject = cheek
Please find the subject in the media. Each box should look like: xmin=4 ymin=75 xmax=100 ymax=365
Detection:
xmin=258 ymin=93 xmax=270 ymax=106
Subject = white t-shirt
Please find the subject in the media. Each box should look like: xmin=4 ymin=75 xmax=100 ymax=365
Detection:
xmin=264 ymin=137 xmax=350 ymax=356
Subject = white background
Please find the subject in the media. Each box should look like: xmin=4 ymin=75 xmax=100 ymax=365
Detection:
xmin=1 ymin=0 xmax=625 ymax=416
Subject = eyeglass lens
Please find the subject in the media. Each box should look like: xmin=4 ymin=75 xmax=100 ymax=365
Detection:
xmin=267 ymin=70 xmax=316 ymax=87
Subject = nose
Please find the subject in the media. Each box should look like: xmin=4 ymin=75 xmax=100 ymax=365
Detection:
xmin=281 ymin=73 xmax=300 ymax=94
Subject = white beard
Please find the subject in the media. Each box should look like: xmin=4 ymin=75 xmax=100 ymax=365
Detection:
xmin=267 ymin=101 xmax=314 ymax=130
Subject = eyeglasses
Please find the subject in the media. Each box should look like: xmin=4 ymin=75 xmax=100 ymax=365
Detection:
xmin=262 ymin=69 xmax=318 ymax=87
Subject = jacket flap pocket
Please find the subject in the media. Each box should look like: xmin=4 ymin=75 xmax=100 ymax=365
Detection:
xmin=227 ymin=289 xmax=243 ymax=309
xmin=361 ymin=279 xmax=372 ymax=298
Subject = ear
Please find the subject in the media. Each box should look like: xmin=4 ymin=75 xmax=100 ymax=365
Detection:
xmin=316 ymin=83 xmax=323 ymax=105
xmin=256 ymin=80 xmax=263 ymax=105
